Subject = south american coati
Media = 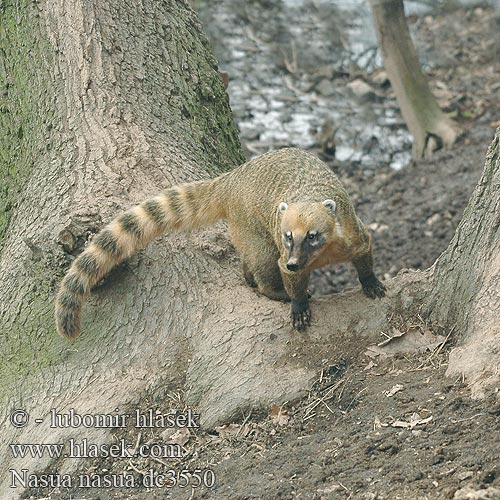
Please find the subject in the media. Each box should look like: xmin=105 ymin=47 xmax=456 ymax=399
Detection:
xmin=55 ymin=148 xmax=385 ymax=338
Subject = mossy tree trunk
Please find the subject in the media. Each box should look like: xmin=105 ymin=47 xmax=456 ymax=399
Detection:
xmin=370 ymin=0 xmax=462 ymax=159
xmin=0 ymin=1 xmax=498 ymax=498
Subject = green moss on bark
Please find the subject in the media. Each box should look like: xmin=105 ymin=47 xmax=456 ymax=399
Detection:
xmin=0 ymin=258 xmax=62 ymax=401
xmin=0 ymin=0 xmax=58 ymax=398
xmin=0 ymin=0 xmax=55 ymax=246
xmin=109 ymin=1 xmax=244 ymax=176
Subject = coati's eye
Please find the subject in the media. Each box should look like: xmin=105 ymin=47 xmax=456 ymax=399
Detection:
xmin=307 ymin=231 xmax=318 ymax=240
xmin=284 ymin=231 xmax=293 ymax=243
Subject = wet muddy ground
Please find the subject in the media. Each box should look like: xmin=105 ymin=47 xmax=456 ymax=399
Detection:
xmin=23 ymin=1 xmax=500 ymax=499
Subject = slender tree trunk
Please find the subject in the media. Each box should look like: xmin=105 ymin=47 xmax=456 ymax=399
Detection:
xmin=0 ymin=1 xmax=498 ymax=498
xmin=370 ymin=0 xmax=462 ymax=159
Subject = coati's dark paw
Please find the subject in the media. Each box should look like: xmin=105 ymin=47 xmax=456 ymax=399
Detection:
xmin=361 ymin=275 xmax=386 ymax=299
xmin=291 ymin=300 xmax=311 ymax=331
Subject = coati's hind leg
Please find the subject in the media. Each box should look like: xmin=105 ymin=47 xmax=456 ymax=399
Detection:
xmin=242 ymin=260 xmax=257 ymax=288
xmin=252 ymin=258 xmax=290 ymax=302
xmin=230 ymin=225 xmax=290 ymax=302
xmin=243 ymin=261 xmax=290 ymax=302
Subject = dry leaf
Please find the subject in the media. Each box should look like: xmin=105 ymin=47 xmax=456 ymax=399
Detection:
xmin=385 ymin=384 xmax=404 ymax=397
xmin=215 ymin=423 xmax=251 ymax=438
xmin=366 ymin=327 xmax=445 ymax=357
xmin=163 ymin=427 xmax=190 ymax=446
xmin=270 ymin=404 xmax=290 ymax=426
xmin=392 ymin=413 xmax=433 ymax=429
xmin=364 ymin=360 xmax=377 ymax=371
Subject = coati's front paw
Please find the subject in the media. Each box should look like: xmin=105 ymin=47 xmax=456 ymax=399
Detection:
xmin=291 ymin=300 xmax=311 ymax=331
xmin=361 ymin=275 xmax=386 ymax=299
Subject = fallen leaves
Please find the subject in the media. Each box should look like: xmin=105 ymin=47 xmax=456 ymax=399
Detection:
xmin=160 ymin=427 xmax=191 ymax=446
xmin=392 ymin=413 xmax=433 ymax=429
xmin=214 ymin=423 xmax=251 ymax=439
xmin=365 ymin=325 xmax=446 ymax=358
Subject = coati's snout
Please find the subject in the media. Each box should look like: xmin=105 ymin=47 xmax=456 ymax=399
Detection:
xmin=278 ymin=199 xmax=336 ymax=272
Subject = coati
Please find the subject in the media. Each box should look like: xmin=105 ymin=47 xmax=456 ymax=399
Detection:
xmin=55 ymin=148 xmax=386 ymax=338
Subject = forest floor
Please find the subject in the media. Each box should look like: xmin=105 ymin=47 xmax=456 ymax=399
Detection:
xmin=23 ymin=3 xmax=500 ymax=500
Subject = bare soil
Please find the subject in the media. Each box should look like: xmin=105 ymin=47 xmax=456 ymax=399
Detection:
xmin=23 ymin=333 xmax=500 ymax=500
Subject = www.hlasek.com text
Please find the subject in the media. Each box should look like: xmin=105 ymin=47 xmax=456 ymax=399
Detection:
xmin=10 ymin=438 xmax=183 ymax=461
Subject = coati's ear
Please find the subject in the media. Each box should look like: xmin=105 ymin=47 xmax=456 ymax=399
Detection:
xmin=278 ymin=202 xmax=288 ymax=216
xmin=323 ymin=199 xmax=336 ymax=215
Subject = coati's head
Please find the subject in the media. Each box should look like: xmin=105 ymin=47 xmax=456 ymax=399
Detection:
xmin=278 ymin=199 xmax=337 ymax=272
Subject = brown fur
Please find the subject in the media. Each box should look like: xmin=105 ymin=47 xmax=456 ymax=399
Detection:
xmin=55 ymin=148 xmax=385 ymax=338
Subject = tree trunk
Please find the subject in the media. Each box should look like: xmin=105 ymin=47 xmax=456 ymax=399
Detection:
xmin=0 ymin=1 xmax=498 ymax=498
xmin=370 ymin=0 xmax=462 ymax=159
xmin=425 ymin=130 xmax=500 ymax=395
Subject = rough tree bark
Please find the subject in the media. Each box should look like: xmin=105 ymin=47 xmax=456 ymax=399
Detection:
xmin=0 ymin=0 xmax=498 ymax=498
xmin=425 ymin=133 xmax=500 ymax=395
xmin=370 ymin=0 xmax=462 ymax=159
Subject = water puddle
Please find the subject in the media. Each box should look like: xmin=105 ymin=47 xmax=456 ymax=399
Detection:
xmin=196 ymin=0 xmax=487 ymax=170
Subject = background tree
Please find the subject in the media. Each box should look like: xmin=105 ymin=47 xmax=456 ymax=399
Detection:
xmin=369 ymin=0 xmax=462 ymax=159
xmin=0 ymin=0 xmax=498 ymax=498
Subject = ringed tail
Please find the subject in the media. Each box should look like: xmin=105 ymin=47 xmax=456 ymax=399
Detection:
xmin=55 ymin=179 xmax=226 ymax=339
